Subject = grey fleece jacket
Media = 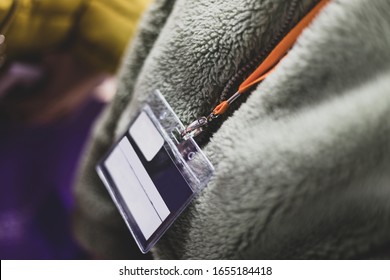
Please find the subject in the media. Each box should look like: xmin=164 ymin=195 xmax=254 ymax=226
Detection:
xmin=73 ymin=0 xmax=390 ymax=259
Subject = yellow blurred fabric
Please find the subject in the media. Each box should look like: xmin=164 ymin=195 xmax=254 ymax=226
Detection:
xmin=0 ymin=0 xmax=151 ymax=73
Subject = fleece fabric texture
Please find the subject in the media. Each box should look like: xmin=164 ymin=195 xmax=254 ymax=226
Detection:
xmin=73 ymin=0 xmax=390 ymax=259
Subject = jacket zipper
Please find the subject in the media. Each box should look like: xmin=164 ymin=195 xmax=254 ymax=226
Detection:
xmin=195 ymin=0 xmax=301 ymax=146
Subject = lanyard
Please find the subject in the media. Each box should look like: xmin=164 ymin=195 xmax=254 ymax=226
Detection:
xmin=181 ymin=0 xmax=330 ymax=139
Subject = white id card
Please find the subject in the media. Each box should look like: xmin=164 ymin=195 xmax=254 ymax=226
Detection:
xmin=96 ymin=90 xmax=214 ymax=253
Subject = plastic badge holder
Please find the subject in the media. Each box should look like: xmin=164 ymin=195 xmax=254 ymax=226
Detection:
xmin=97 ymin=90 xmax=214 ymax=253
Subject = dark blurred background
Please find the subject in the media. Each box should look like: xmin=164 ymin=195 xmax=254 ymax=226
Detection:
xmin=0 ymin=0 xmax=151 ymax=259
xmin=0 ymin=88 xmax=105 ymax=259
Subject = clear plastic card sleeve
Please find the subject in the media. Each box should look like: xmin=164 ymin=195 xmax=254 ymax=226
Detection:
xmin=96 ymin=90 xmax=214 ymax=253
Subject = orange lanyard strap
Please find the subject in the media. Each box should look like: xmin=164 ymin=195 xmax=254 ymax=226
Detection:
xmin=238 ymin=0 xmax=330 ymax=95
xmin=182 ymin=0 xmax=330 ymax=139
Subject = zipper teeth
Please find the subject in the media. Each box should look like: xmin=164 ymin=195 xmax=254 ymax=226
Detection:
xmin=195 ymin=0 xmax=300 ymax=145
xmin=219 ymin=0 xmax=299 ymax=103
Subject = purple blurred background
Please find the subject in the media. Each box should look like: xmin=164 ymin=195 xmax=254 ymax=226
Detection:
xmin=0 ymin=97 xmax=104 ymax=259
